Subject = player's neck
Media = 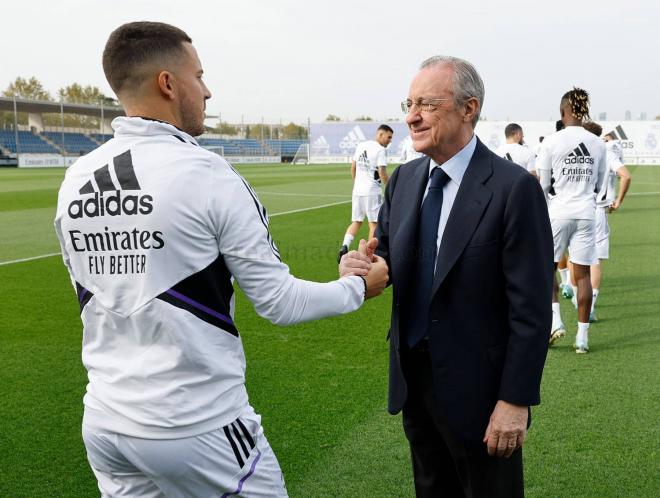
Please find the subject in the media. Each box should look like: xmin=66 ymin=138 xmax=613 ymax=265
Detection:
xmin=123 ymin=98 xmax=182 ymax=131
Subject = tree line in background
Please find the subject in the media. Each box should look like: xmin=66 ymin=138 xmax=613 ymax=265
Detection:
xmin=1 ymin=76 xmax=309 ymax=139
xmin=1 ymin=76 xmax=116 ymax=129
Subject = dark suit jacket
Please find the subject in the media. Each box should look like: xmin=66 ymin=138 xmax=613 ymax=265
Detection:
xmin=375 ymin=138 xmax=554 ymax=442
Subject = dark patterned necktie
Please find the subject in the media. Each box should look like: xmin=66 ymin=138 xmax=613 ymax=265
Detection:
xmin=406 ymin=167 xmax=450 ymax=349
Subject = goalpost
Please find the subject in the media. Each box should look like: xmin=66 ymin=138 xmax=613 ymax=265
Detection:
xmin=292 ymin=144 xmax=309 ymax=165
xmin=205 ymin=145 xmax=225 ymax=157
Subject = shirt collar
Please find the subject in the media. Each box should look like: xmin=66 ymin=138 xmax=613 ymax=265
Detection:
xmin=428 ymin=134 xmax=477 ymax=185
xmin=111 ymin=116 xmax=199 ymax=144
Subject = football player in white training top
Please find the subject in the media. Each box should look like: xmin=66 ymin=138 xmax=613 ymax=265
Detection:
xmin=587 ymin=128 xmax=632 ymax=320
xmin=399 ymin=134 xmax=424 ymax=163
xmin=54 ymin=22 xmax=389 ymax=498
xmin=338 ymin=125 xmax=393 ymax=262
xmin=536 ymin=88 xmax=606 ymax=353
xmin=495 ymin=123 xmax=537 ymax=176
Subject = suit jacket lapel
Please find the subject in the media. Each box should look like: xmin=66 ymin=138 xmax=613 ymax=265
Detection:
xmin=431 ymin=140 xmax=493 ymax=297
xmin=391 ymin=157 xmax=431 ymax=291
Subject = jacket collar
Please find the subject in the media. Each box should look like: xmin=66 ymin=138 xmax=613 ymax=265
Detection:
xmin=111 ymin=116 xmax=199 ymax=145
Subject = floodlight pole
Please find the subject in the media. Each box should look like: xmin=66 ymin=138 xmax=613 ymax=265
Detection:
xmin=13 ymin=96 xmax=20 ymax=165
xmin=100 ymin=99 xmax=104 ymax=136
xmin=60 ymin=97 xmax=65 ymax=157
xmin=307 ymin=117 xmax=311 ymax=165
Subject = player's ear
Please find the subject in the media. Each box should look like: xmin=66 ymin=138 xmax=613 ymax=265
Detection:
xmin=156 ymin=70 xmax=176 ymax=100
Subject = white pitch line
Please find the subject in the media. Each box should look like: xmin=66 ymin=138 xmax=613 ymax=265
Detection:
xmin=0 ymin=200 xmax=352 ymax=266
xmin=0 ymin=252 xmax=61 ymax=266
xmin=270 ymin=200 xmax=351 ymax=217
xmin=4 ymin=189 xmax=657 ymax=267
xmin=257 ymin=191 xmax=350 ymax=198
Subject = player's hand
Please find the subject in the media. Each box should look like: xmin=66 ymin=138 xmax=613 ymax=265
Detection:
xmin=483 ymin=400 xmax=528 ymax=458
xmin=363 ymin=254 xmax=388 ymax=299
xmin=339 ymin=248 xmax=372 ymax=277
xmin=609 ymin=199 xmax=621 ymax=212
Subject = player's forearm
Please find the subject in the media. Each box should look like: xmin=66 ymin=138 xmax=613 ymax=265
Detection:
xmin=617 ymin=175 xmax=631 ymax=205
xmin=351 ymin=162 xmax=356 ymax=181
xmin=226 ymin=256 xmax=364 ymax=326
xmin=264 ymin=275 xmax=364 ymax=325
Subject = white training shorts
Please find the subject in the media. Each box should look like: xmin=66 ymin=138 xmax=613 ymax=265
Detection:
xmin=82 ymin=406 xmax=288 ymax=498
xmin=352 ymin=194 xmax=382 ymax=222
xmin=594 ymin=207 xmax=610 ymax=260
xmin=551 ymin=218 xmax=598 ymax=266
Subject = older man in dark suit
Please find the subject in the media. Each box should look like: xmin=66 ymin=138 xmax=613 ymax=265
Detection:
xmin=344 ymin=56 xmax=553 ymax=497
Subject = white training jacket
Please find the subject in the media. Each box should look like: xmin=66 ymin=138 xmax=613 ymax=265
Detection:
xmin=54 ymin=117 xmax=364 ymax=439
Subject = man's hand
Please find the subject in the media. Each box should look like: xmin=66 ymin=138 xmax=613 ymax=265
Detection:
xmin=338 ymin=239 xmax=388 ymax=298
xmin=338 ymin=238 xmax=379 ymax=277
xmin=483 ymin=400 xmax=528 ymax=458
xmin=363 ymin=237 xmax=379 ymax=260
xmin=360 ymin=238 xmax=387 ymax=298
xmin=364 ymin=255 xmax=388 ymax=298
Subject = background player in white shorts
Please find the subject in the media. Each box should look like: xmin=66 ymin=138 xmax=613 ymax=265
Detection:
xmin=586 ymin=127 xmax=632 ymax=320
xmin=338 ymin=125 xmax=393 ymax=262
xmin=495 ymin=123 xmax=537 ymax=176
xmin=536 ymin=88 xmax=606 ymax=353
xmin=55 ymin=22 xmax=389 ymax=498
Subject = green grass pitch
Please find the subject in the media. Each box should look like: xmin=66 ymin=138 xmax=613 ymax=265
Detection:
xmin=0 ymin=164 xmax=658 ymax=497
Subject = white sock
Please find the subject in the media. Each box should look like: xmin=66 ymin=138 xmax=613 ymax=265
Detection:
xmin=591 ymin=289 xmax=599 ymax=313
xmin=552 ymin=302 xmax=562 ymax=329
xmin=577 ymin=321 xmax=590 ymax=345
xmin=559 ymin=268 xmax=569 ymax=286
xmin=342 ymin=233 xmax=354 ymax=248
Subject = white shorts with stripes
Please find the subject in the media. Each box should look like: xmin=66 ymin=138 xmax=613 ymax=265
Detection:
xmin=551 ymin=218 xmax=598 ymax=266
xmin=82 ymin=406 xmax=288 ymax=498
xmin=352 ymin=194 xmax=382 ymax=222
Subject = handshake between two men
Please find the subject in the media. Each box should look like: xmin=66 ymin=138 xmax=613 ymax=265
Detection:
xmin=338 ymin=238 xmax=389 ymax=299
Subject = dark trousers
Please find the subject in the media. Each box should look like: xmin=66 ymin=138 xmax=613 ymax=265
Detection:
xmin=401 ymin=346 xmax=524 ymax=498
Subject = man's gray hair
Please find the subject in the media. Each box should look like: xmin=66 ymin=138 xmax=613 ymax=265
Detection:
xmin=420 ymin=55 xmax=485 ymax=127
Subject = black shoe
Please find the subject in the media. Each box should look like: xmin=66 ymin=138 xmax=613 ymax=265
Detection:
xmin=337 ymin=245 xmax=348 ymax=263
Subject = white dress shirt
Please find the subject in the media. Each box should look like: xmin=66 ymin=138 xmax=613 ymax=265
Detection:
xmin=423 ymin=134 xmax=477 ymax=268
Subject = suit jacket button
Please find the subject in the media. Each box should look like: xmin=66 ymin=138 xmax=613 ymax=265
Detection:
xmin=431 ymin=319 xmax=439 ymax=323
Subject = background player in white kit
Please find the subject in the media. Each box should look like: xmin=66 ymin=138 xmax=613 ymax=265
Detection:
xmin=495 ymin=123 xmax=537 ymax=176
xmin=54 ymin=22 xmax=388 ymax=498
xmin=536 ymin=88 xmax=606 ymax=353
xmin=585 ymin=126 xmax=632 ymax=320
xmin=338 ymin=125 xmax=393 ymax=262
xmin=399 ymin=134 xmax=424 ymax=163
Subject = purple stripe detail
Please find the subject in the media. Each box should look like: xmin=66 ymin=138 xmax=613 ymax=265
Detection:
xmin=221 ymin=449 xmax=262 ymax=498
xmin=79 ymin=288 xmax=88 ymax=305
xmin=164 ymin=289 xmax=234 ymax=326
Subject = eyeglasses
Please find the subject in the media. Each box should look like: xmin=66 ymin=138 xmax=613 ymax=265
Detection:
xmin=401 ymin=98 xmax=450 ymax=113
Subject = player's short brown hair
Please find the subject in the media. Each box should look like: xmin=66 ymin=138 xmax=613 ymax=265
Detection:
xmin=103 ymin=22 xmax=192 ymax=95
xmin=504 ymin=123 xmax=522 ymax=138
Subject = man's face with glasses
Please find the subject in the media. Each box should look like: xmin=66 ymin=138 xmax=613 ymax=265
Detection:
xmin=404 ymin=64 xmax=471 ymax=162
